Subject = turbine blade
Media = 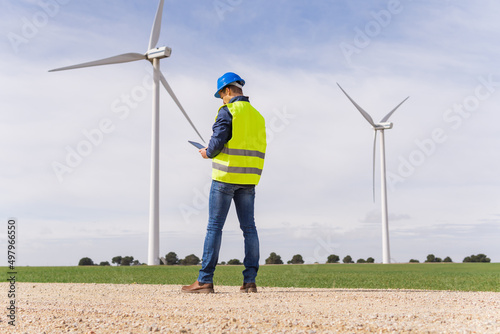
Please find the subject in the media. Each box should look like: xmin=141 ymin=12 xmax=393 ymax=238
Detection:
xmin=49 ymin=53 xmax=145 ymax=72
xmin=157 ymin=70 xmax=205 ymax=143
xmin=148 ymin=0 xmax=165 ymax=50
xmin=380 ymin=96 xmax=410 ymax=122
xmin=337 ymin=83 xmax=376 ymax=126
xmin=372 ymin=130 xmax=377 ymax=202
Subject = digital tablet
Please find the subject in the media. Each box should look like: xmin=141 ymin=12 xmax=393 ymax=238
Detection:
xmin=188 ymin=141 xmax=205 ymax=149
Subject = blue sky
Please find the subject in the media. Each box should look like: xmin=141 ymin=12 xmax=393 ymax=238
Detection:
xmin=1 ymin=0 xmax=499 ymax=266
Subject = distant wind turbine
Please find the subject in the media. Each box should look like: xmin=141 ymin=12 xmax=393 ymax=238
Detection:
xmin=50 ymin=0 xmax=205 ymax=265
xmin=337 ymin=83 xmax=409 ymax=264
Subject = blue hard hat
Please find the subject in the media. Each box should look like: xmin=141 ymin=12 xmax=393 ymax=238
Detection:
xmin=214 ymin=72 xmax=245 ymax=98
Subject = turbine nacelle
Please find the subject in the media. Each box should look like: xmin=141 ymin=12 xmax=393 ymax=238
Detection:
xmin=373 ymin=122 xmax=393 ymax=130
xmin=146 ymin=46 xmax=172 ymax=60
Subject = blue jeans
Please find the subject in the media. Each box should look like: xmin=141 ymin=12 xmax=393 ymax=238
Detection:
xmin=198 ymin=180 xmax=260 ymax=284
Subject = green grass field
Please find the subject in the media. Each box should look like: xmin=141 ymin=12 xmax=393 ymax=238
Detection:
xmin=8 ymin=263 xmax=499 ymax=292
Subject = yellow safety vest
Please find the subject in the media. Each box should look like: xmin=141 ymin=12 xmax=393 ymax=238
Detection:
xmin=212 ymin=100 xmax=266 ymax=185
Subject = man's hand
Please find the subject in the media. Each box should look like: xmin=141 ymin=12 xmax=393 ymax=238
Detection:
xmin=199 ymin=148 xmax=209 ymax=159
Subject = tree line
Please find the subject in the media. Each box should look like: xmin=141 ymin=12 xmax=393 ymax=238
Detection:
xmin=77 ymin=255 xmax=142 ymax=266
xmin=264 ymin=253 xmax=374 ymax=264
xmin=78 ymin=252 xmax=492 ymax=266
xmin=77 ymin=253 xmax=202 ymax=266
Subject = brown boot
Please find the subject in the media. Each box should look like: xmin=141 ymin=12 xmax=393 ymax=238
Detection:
xmin=240 ymin=282 xmax=257 ymax=293
xmin=181 ymin=280 xmax=214 ymax=293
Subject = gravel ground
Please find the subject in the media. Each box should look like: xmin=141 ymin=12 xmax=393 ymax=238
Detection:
xmin=1 ymin=282 xmax=499 ymax=333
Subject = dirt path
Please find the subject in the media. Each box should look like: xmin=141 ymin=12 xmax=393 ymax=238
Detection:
xmin=1 ymin=283 xmax=499 ymax=333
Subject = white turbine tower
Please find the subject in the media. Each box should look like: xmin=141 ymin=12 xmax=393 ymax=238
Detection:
xmin=337 ymin=83 xmax=409 ymax=264
xmin=50 ymin=0 xmax=205 ymax=265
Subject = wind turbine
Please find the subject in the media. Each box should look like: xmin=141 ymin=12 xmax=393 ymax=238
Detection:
xmin=50 ymin=0 xmax=205 ymax=265
xmin=337 ymin=83 xmax=409 ymax=264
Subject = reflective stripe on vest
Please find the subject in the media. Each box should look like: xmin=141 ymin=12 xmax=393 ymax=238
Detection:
xmin=220 ymin=147 xmax=266 ymax=159
xmin=212 ymin=100 xmax=266 ymax=185
xmin=212 ymin=163 xmax=263 ymax=176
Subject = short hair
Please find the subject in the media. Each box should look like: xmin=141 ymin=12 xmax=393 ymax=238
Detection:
xmin=228 ymin=85 xmax=243 ymax=94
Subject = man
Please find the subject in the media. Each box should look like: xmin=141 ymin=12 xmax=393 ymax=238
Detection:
xmin=181 ymin=72 xmax=266 ymax=293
